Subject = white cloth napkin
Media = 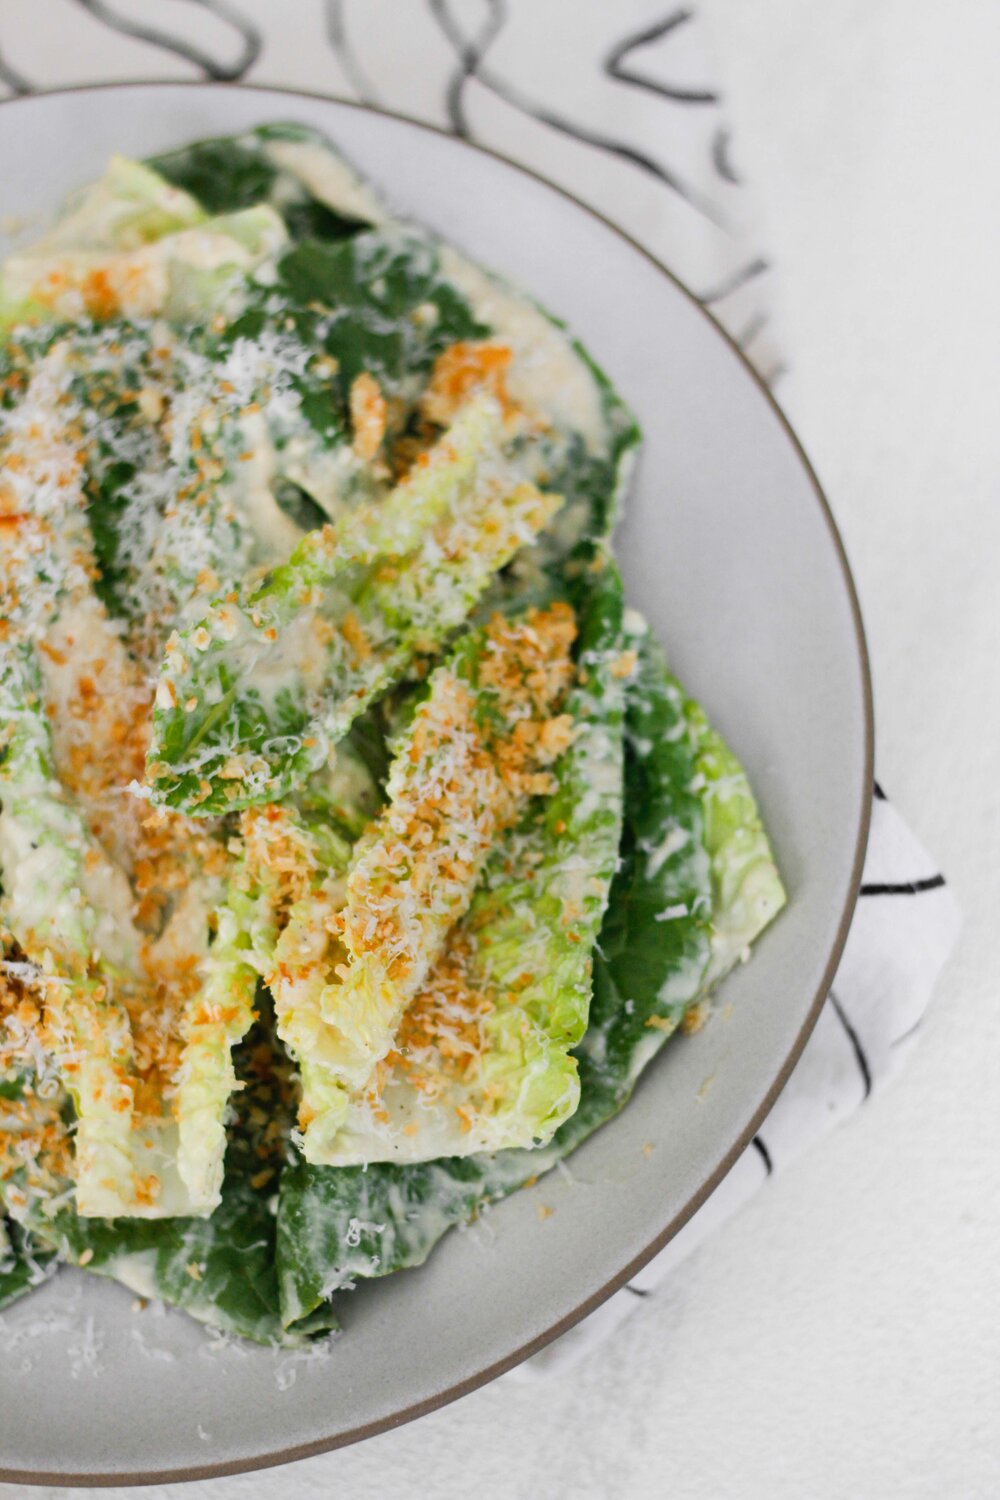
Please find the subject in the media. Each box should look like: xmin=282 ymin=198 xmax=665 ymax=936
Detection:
xmin=515 ymin=788 xmax=961 ymax=1376
xmin=0 ymin=0 xmax=962 ymax=1377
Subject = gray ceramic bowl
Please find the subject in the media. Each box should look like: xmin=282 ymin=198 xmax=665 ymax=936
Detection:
xmin=0 ymin=84 xmax=872 ymax=1485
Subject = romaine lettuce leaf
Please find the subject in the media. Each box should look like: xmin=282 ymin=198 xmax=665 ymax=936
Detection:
xmin=322 ymin=551 xmax=627 ymax=1165
xmin=175 ymin=731 xmax=382 ymax=1214
xmin=152 ymin=126 xmax=637 ymax=535
xmin=279 ymin=598 xmax=581 ymax=1164
xmin=275 ymin=619 xmax=784 ymax=1326
xmin=0 ymin=644 xmax=143 ymax=1218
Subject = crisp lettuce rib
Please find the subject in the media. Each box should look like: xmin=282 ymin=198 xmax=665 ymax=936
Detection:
xmin=0 ymin=644 xmax=143 ymax=1218
xmin=0 ymin=968 xmax=65 ymax=1309
xmin=173 ymin=821 xmax=350 ymax=1213
xmin=174 ymin=892 xmax=263 ymax=1216
xmin=275 ymin=615 xmax=784 ymax=1322
xmin=324 ymin=552 xmax=628 ymax=1164
xmin=146 ymin=395 xmax=561 ymax=813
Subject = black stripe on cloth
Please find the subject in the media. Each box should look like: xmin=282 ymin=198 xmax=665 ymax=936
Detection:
xmin=70 ymin=0 xmax=261 ymax=82
xmin=325 ymin=0 xmax=380 ymax=104
xmin=624 ymin=1283 xmax=650 ymax=1298
xmin=759 ymin=358 xmax=788 ymax=389
xmin=0 ymin=43 xmax=34 ymax=95
xmin=711 ymin=124 xmax=740 ymax=184
xmin=751 ymin=1135 xmax=773 ymax=1174
xmin=736 ymin=308 xmax=769 ymax=353
xmin=604 ymin=10 xmax=719 ymax=106
xmin=860 ymin=875 xmax=946 ymax=897
xmin=890 ymin=1017 xmax=924 ymax=1050
xmin=828 ymin=990 xmax=872 ymax=1100
xmin=873 ymin=780 xmax=888 ymax=800
xmin=700 ymin=255 xmax=770 ymax=305
xmin=427 ymin=0 xmax=728 ymax=228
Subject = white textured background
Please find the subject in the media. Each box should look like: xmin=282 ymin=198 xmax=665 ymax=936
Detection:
xmin=3 ymin=1 xmax=998 ymax=1496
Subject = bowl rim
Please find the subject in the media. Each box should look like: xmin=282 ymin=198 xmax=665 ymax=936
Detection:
xmin=0 ymin=78 xmax=874 ymax=1488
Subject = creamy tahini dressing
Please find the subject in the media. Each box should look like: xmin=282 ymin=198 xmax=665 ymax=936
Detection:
xmin=262 ymin=138 xmax=387 ymax=227
xmin=244 ymin=607 xmax=333 ymax=710
xmin=36 ymin=595 xmax=125 ymax=735
xmin=281 ymin=436 xmax=368 ymax=522
xmin=438 ymin=245 xmax=608 ymax=453
xmin=228 ymin=412 xmax=305 ymax=563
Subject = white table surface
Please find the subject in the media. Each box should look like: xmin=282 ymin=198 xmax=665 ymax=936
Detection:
xmin=3 ymin=2 xmax=997 ymax=1496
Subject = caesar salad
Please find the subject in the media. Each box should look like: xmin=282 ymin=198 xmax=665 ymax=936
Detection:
xmin=0 ymin=124 xmax=784 ymax=1344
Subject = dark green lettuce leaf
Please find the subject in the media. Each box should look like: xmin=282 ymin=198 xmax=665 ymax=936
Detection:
xmin=213 ymin=227 xmax=488 ymax=453
xmin=0 ymin=1218 xmax=58 ymax=1311
xmin=547 ymin=336 xmax=640 ymax=547
xmin=148 ymin=122 xmax=372 ymax=243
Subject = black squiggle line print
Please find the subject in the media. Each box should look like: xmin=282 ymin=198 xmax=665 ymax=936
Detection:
xmin=428 ymin=0 xmax=506 ymax=139
xmin=736 ymin=309 xmax=769 ymax=352
xmin=873 ymin=780 xmax=888 ymax=801
xmin=699 ymin=256 xmax=769 ymax=305
xmin=890 ymin=1017 xmax=923 ymax=1049
xmin=200 ymin=0 xmax=261 ymax=76
xmin=604 ymin=10 xmax=718 ymax=106
xmin=828 ymin=990 xmax=872 ymax=1100
xmin=711 ymin=125 xmax=739 ymax=185
xmin=624 ymin=1283 xmax=650 ymax=1298
xmin=751 ymin=1135 xmax=773 ymax=1174
xmin=0 ymin=43 xmax=33 ymax=96
xmin=325 ymin=0 xmax=380 ymax=104
xmin=860 ymin=875 xmax=945 ymax=897
xmin=428 ymin=0 xmax=728 ymax=229
xmin=71 ymin=0 xmax=261 ymax=82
